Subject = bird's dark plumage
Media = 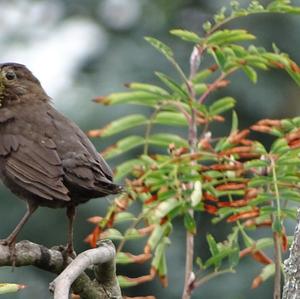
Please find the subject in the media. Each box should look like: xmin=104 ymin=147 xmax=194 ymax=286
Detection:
xmin=0 ymin=62 xmax=121 ymax=252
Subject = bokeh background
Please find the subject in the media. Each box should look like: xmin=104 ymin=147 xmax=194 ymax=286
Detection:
xmin=0 ymin=0 xmax=300 ymax=298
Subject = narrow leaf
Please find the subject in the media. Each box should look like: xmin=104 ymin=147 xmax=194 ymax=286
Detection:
xmin=242 ymin=65 xmax=257 ymax=83
xmin=170 ymin=29 xmax=202 ymax=43
xmin=95 ymin=91 xmax=163 ymax=106
xmin=184 ymin=213 xmax=197 ymax=234
xmin=155 ymin=72 xmax=189 ymax=100
xmin=209 ymin=97 xmax=236 ymax=116
xmin=154 ymin=111 xmax=188 ymax=126
xmin=126 ymin=82 xmax=170 ymax=96
xmin=145 ymin=37 xmax=174 ymax=59
xmin=115 ymin=159 xmax=144 ymax=181
xmin=103 ymin=136 xmax=144 ymax=159
xmin=148 ymin=133 xmax=188 ymax=147
xmin=100 ymin=114 xmax=147 ymax=136
xmin=0 ymin=284 xmax=26 ymax=294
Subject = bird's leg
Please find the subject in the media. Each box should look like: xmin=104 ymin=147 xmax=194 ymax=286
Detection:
xmin=66 ymin=205 xmax=76 ymax=258
xmin=0 ymin=201 xmax=37 ymax=246
xmin=0 ymin=201 xmax=37 ymax=265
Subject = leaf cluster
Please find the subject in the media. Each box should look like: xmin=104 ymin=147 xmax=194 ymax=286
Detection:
xmin=86 ymin=0 xmax=300 ymax=294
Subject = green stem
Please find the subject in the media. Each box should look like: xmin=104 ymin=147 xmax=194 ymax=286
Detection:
xmin=192 ymin=269 xmax=235 ymax=290
xmin=144 ymin=107 xmax=161 ymax=155
xmin=270 ymin=157 xmax=282 ymax=299
xmin=271 ymin=157 xmax=281 ymax=222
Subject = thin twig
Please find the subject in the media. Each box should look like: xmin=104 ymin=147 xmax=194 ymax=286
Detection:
xmin=144 ymin=106 xmax=161 ymax=155
xmin=270 ymin=157 xmax=282 ymax=299
xmin=198 ymin=72 xmax=226 ymax=104
xmin=182 ymin=46 xmax=201 ymax=299
xmin=192 ymin=269 xmax=235 ymax=290
xmin=273 ymin=231 xmax=282 ymax=299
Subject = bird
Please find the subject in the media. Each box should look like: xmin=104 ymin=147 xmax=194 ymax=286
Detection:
xmin=0 ymin=62 xmax=121 ymax=255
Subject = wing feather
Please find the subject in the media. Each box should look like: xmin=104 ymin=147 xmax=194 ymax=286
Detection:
xmin=3 ymin=135 xmax=70 ymax=202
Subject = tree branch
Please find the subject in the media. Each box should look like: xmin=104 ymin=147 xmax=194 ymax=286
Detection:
xmin=282 ymin=208 xmax=300 ymax=299
xmin=0 ymin=239 xmax=121 ymax=299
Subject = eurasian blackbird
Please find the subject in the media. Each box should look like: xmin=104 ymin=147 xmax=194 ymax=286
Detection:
xmin=0 ymin=62 xmax=121 ymax=254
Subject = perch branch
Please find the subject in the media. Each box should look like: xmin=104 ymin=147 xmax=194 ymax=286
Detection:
xmin=282 ymin=208 xmax=300 ymax=298
xmin=0 ymin=239 xmax=121 ymax=299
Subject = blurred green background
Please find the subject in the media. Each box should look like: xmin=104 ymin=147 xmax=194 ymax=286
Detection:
xmin=0 ymin=0 xmax=300 ymax=298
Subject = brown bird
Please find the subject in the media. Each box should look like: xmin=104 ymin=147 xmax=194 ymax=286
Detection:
xmin=0 ymin=62 xmax=121 ymax=254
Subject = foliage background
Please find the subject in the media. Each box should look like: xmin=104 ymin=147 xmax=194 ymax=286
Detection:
xmin=0 ymin=0 xmax=300 ymax=298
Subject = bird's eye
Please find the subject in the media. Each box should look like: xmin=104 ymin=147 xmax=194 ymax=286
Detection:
xmin=5 ymin=71 xmax=16 ymax=80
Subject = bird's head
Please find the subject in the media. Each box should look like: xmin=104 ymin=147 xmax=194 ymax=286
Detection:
xmin=0 ymin=63 xmax=49 ymax=107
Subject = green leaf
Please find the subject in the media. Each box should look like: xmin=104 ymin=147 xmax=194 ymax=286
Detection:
xmin=170 ymin=29 xmax=202 ymax=43
xmin=272 ymin=217 xmax=282 ymax=233
xmin=263 ymin=53 xmax=289 ymax=67
xmin=228 ymin=245 xmax=240 ymax=268
xmin=192 ymin=68 xmax=217 ymax=83
xmin=206 ymin=29 xmax=256 ymax=46
xmin=208 ymin=47 xmax=226 ymax=70
xmin=116 ymin=252 xmax=136 ymax=264
xmin=103 ymin=136 xmax=145 ymax=159
xmin=244 ymin=55 xmax=269 ymax=69
xmin=242 ymin=65 xmax=257 ymax=83
xmin=0 ymin=284 xmax=26 ymax=295
xmin=230 ymin=110 xmax=239 ymax=134
xmin=255 ymin=264 xmax=275 ymax=285
xmin=240 ymin=229 xmax=254 ymax=247
xmin=281 ymin=119 xmax=295 ymax=130
xmin=204 ymin=248 xmax=236 ymax=269
xmin=145 ymin=36 xmax=174 ymax=59
xmin=158 ymin=251 xmax=168 ymax=278
xmin=155 ymin=72 xmax=189 ymax=100
xmin=191 ymin=181 xmax=203 ymax=207
xmin=286 ymin=66 xmax=300 ymax=86
xmin=255 ymin=238 xmax=275 ymax=251
xmin=209 ymin=97 xmax=236 ymax=116
xmin=126 ymin=82 xmax=170 ymax=96
xmin=215 ymin=137 xmax=231 ymax=152
xmin=203 ymin=21 xmax=212 ymax=32
xmin=100 ymin=114 xmax=147 ymax=136
xmin=114 ymin=212 xmax=137 ymax=224
xmin=124 ymin=228 xmax=147 ymax=240
xmin=115 ymin=159 xmax=144 ymax=181
xmin=184 ymin=213 xmax=197 ymax=234
xmin=117 ymin=275 xmax=138 ymax=287
xmin=196 ymin=256 xmax=205 ymax=269
xmin=154 ymin=198 xmax=182 ymax=219
xmin=102 ymin=228 xmax=124 ymax=240
xmin=95 ymin=91 xmax=163 ymax=106
xmin=147 ymin=223 xmax=172 ymax=251
xmin=248 ymin=176 xmax=272 ymax=187
xmin=148 ymin=133 xmax=188 ymax=147
xmin=154 ymin=111 xmax=188 ymax=126
xmin=230 ymin=44 xmax=247 ymax=57
xmin=152 ymin=239 xmax=168 ymax=270
xmin=280 ymin=190 xmax=300 ymax=203
xmin=270 ymin=138 xmax=289 ymax=154
xmin=194 ymin=83 xmax=208 ymax=95
xmin=207 ymin=234 xmax=219 ymax=256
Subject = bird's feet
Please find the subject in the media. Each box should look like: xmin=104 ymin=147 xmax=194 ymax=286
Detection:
xmin=51 ymin=244 xmax=77 ymax=264
xmin=65 ymin=243 xmax=77 ymax=259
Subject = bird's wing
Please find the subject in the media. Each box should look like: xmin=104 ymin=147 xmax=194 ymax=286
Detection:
xmin=0 ymin=134 xmax=70 ymax=202
xmin=46 ymin=107 xmax=120 ymax=196
xmin=62 ymin=148 xmax=120 ymax=196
